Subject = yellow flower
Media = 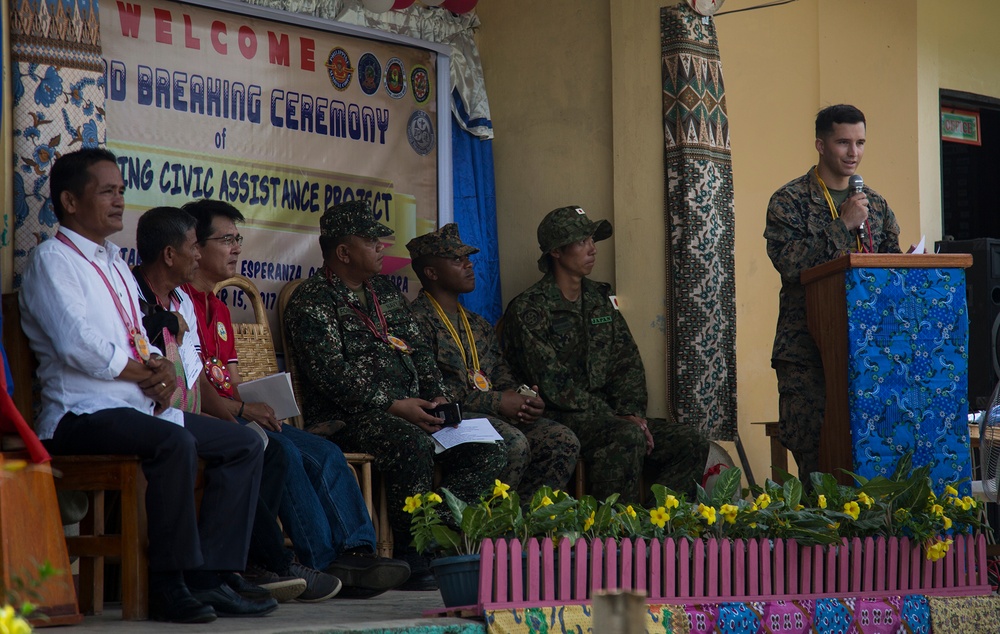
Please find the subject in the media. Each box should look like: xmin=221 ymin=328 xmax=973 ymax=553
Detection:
xmin=0 ymin=605 xmax=31 ymax=634
xmin=943 ymin=516 xmax=953 ymax=530
xmin=697 ymin=504 xmax=717 ymax=525
xmin=961 ymin=496 xmax=976 ymax=511
xmin=794 ymin=504 xmax=804 ymax=511
xmin=583 ymin=511 xmax=595 ymax=532
xmin=931 ymin=503 xmax=944 ymax=517
xmin=720 ymin=504 xmax=739 ymax=524
xmin=843 ymin=501 xmax=860 ymax=520
xmin=425 ymin=492 xmax=443 ymax=504
xmin=828 ymin=522 xmax=841 ymax=530
xmin=664 ymin=495 xmax=680 ymax=510
xmin=926 ymin=538 xmax=954 ymax=561
xmin=2 ymin=460 xmax=27 ymax=472
xmin=755 ymin=493 xmax=771 ymax=509
xmin=625 ymin=505 xmax=637 ymax=519
xmin=403 ymin=495 xmax=422 ymax=513
xmin=540 ymin=495 xmax=553 ymax=507
xmin=493 ymin=480 xmax=511 ymax=499
xmin=945 ymin=484 xmax=958 ymax=496
xmin=928 ymin=489 xmax=937 ymax=501
xmin=857 ymin=492 xmax=874 ymax=509
xmin=649 ymin=506 xmax=670 ymax=528
xmin=817 ymin=494 xmax=827 ymax=509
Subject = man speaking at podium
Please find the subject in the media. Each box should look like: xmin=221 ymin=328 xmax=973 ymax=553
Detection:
xmin=764 ymin=104 xmax=901 ymax=485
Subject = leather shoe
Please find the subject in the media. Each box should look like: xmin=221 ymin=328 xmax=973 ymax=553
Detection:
xmin=191 ymin=583 xmax=278 ymax=617
xmin=222 ymin=572 xmax=272 ymax=601
xmin=149 ymin=583 xmax=217 ymax=623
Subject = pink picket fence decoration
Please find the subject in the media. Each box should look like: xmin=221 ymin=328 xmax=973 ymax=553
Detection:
xmin=473 ymin=534 xmax=990 ymax=610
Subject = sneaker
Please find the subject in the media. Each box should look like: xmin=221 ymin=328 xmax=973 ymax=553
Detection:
xmin=326 ymin=550 xmax=411 ymax=598
xmin=242 ymin=564 xmax=307 ymax=603
xmin=287 ymin=562 xmax=342 ymax=602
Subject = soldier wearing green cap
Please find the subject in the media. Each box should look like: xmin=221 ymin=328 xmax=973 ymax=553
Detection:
xmin=283 ymin=200 xmax=507 ymax=590
xmin=406 ymin=223 xmax=580 ymax=498
xmin=502 ymin=205 xmax=713 ymax=503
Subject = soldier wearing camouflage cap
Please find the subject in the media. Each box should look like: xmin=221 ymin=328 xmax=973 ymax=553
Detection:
xmin=284 ymin=201 xmax=506 ymax=590
xmin=502 ymin=205 xmax=713 ymax=503
xmin=407 ymin=224 xmax=580 ymax=498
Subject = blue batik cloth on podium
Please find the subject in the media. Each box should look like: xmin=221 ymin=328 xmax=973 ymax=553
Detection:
xmin=845 ymin=267 xmax=972 ymax=494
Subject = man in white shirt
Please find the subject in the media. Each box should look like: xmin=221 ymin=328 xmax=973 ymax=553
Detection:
xmin=19 ymin=148 xmax=271 ymax=622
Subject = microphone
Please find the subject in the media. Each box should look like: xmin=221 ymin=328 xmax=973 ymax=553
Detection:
xmin=849 ymin=174 xmax=867 ymax=248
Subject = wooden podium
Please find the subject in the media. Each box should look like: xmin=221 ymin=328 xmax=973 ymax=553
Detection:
xmin=802 ymin=253 xmax=973 ymax=486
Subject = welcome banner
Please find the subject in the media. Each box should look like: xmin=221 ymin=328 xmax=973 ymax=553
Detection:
xmin=102 ymin=0 xmax=445 ymax=324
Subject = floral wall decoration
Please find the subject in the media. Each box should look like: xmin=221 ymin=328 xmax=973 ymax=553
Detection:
xmin=10 ymin=0 xmax=106 ymax=287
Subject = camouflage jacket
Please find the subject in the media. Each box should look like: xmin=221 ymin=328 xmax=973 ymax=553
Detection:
xmin=764 ymin=167 xmax=901 ymax=366
xmin=283 ymin=270 xmax=448 ymax=425
xmin=501 ymin=273 xmax=646 ymax=418
xmin=409 ymin=290 xmax=519 ymax=416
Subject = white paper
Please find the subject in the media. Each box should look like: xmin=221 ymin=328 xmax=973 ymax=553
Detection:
xmin=431 ymin=417 xmax=502 ymax=454
xmin=913 ymin=234 xmax=926 ymax=254
xmin=238 ymin=372 xmax=301 ymax=420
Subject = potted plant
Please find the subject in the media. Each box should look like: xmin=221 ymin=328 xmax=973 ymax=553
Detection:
xmin=405 ymin=480 xmax=521 ymax=607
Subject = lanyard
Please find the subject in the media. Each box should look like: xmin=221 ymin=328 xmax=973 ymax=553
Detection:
xmin=814 ymin=167 xmax=866 ymax=253
xmin=324 ymin=268 xmax=411 ymax=353
xmin=424 ymin=291 xmax=480 ymax=372
xmin=55 ymin=232 xmax=148 ymax=360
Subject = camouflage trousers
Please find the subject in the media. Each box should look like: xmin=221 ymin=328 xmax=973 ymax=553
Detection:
xmin=552 ymin=411 xmax=709 ymax=504
xmin=468 ymin=412 xmax=580 ymax=500
xmin=774 ymin=360 xmax=825 ymax=484
xmin=330 ymin=409 xmax=507 ymax=542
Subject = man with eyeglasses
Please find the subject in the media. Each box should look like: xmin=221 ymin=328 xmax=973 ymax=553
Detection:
xmin=182 ymin=199 xmax=411 ymax=599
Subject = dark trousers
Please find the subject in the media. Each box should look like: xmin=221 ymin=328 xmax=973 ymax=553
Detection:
xmin=45 ymin=408 xmax=263 ymax=572
xmin=244 ymin=423 xmax=294 ymax=573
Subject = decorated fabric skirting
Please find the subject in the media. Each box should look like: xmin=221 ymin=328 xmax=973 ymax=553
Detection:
xmin=484 ymin=594 xmax=1000 ymax=634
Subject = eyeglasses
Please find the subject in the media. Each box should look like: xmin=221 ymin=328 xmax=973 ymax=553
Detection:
xmin=205 ymin=234 xmax=243 ymax=247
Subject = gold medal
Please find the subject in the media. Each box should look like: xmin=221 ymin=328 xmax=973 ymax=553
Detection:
xmin=387 ymin=335 xmax=412 ymax=354
xmin=132 ymin=330 xmax=151 ymax=361
xmin=469 ymin=369 xmax=491 ymax=392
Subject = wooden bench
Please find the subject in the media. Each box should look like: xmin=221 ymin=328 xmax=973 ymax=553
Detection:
xmin=3 ymin=293 xmax=149 ymax=620
xmin=217 ymin=276 xmax=387 ymax=556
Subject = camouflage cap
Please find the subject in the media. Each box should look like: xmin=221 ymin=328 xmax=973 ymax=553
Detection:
xmin=319 ymin=199 xmax=393 ymax=239
xmin=536 ymin=205 xmax=612 ymax=271
xmin=405 ymin=223 xmax=480 ymax=260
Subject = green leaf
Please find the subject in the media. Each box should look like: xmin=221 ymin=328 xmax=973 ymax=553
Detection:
xmin=711 ymin=466 xmax=743 ymax=506
xmin=782 ymin=477 xmax=803 ymax=510
xmin=441 ymin=488 xmax=468 ymax=526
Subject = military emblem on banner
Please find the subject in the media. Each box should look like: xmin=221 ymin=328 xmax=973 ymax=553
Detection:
xmin=411 ymin=65 xmax=431 ymax=104
xmin=407 ymin=110 xmax=435 ymax=156
xmin=384 ymin=57 xmax=407 ymax=99
xmin=326 ymin=47 xmax=353 ymax=91
xmin=358 ymin=53 xmax=382 ymax=96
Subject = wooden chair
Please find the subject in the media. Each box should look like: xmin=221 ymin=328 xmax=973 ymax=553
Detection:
xmin=275 ymin=277 xmax=394 ymax=558
xmin=215 ymin=276 xmax=385 ymax=554
xmin=2 ymin=293 xmax=148 ymax=620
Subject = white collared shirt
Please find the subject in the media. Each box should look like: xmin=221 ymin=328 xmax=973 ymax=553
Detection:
xmin=19 ymin=228 xmax=183 ymax=439
xmin=176 ymin=287 xmax=203 ymax=390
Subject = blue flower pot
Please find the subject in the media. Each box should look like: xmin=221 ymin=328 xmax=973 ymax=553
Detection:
xmin=430 ymin=553 xmax=480 ymax=607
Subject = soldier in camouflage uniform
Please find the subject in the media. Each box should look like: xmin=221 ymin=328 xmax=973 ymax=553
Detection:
xmin=502 ymin=206 xmax=711 ymax=504
xmin=283 ymin=200 xmax=506 ymax=590
xmin=406 ymin=223 xmax=580 ymax=498
xmin=765 ymin=104 xmax=901 ymax=483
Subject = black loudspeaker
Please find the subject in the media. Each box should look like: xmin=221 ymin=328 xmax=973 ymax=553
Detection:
xmin=935 ymin=238 xmax=1000 ymax=410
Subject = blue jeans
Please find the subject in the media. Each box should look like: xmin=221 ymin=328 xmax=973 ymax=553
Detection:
xmin=265 ymin=424 xmax=376 ymax=569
